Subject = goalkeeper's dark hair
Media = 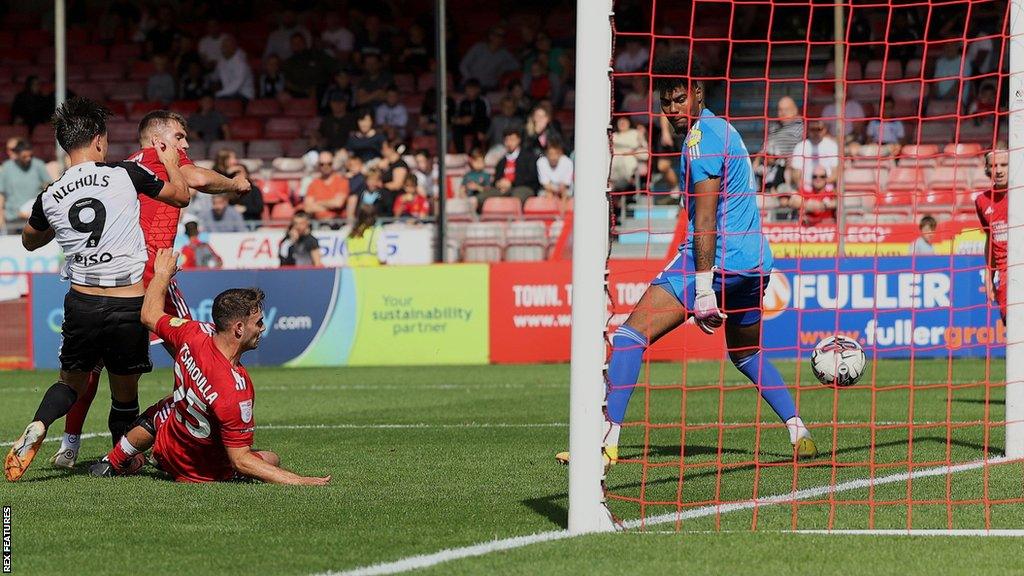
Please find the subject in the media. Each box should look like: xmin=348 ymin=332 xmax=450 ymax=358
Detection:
xmin=652 ymin=50 xmax=704 ymax=95
xmin=52 ymin=97 xmax=111 ymax=153
xmin=212 ymin=288 xmax=266 ymax=331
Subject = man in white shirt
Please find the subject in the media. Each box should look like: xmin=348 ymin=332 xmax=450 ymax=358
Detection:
xmin=788 ymin=119 xmax=839 ymax=191
xmin=321 ymin=12 xmax=354 ymax=59
xmin=536 ymin=140 xmax=573 ymax=198
xmin=264 ymin=10 xmax=312 ymax=60
xmin=821 ymin=98 xmax=866 ymax=144
xmin=198 ymin=19 xmax=225 ymax=67
xmin=375 ymin=86 xmax=409 ymax=139
xmin=215 ymin=35 xmax=256 ymax=101
xmin=933 ymin=41 xmax=971 ymax=101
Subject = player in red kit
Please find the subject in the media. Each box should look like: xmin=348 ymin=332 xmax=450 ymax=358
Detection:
xmin=91 ymin=249 xmax=330 ymax=486
xmin=975 ymin=148 xmax=1009 ymax=322
xmin=52 ymin=110 xmax=251 ymax=468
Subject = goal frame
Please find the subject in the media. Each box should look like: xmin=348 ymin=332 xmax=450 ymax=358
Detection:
xmin=569 ymin=0 xmax=1024 ymax=532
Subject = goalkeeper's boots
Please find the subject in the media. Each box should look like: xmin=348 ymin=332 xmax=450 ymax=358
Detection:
xmin=555 ymin=445 xmax=619 ymax=470
xmin=794 ymin=435 xmax=818 ymax=460
xmin=4 ymin=421 xmax=47 ymax=482
xmin=50 ymin=445 xmax=79 ymax=470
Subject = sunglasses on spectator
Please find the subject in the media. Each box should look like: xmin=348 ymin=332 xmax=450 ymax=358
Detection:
xmin=319 ymin=162 xmax=333 ymax=166
xmin=812 ymin=174 xmax=827 ymax=179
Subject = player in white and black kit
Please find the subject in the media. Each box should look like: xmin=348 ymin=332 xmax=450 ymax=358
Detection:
xmin=4 ymin=97 xmax=190 ymax=482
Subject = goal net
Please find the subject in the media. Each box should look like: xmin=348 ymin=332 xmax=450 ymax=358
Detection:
xmin=570 ymin=0 xmax=1024 ymax=533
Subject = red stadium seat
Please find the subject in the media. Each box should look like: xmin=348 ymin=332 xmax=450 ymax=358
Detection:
xmin=0 ymin=125 xmax=29 ymax=142
xmin=877 ymin=188 xmax=914 ymax=207
xmin=523 ymin=196 xmax=561 ymax=220
xmin=445 ymin=197 xmax=476 ymax=222
xmin=897 ymin=144 xmax=939 ymax=167
xmin=481 ymin=196 xmax=523 ymax=221
xmin=283 ymin=99 xmax=317 ymax=117
xmin=109 ymin=44 xmax=142 ymax=61
xmin=229 ymin=118 xmax=263 ymax=141
xmin=940 ymin=142 xmax=984 ymax=167
xmin=128 ymin=101 xmax=166 ymax=121
xmin=105 ymin=81 xmax=145 ymax=102
xmin=106 ymin=122 xmax=138 ymax=143
xmin=89 ymin=62 xmax=124 ymax=81
xmin=270 ymin=202 xmax=296 ymax=221
xmin=101 ymin=100 xmax=128 ymax=119
xmin=214 ymin=99 xmax=245 ymax=118
xmin=247 ymin=140 xmax=284 ymax=160
xmin=171 ymin=100 xmax=200 ymax=115
xmin=886 ymin=166 xmax=925 ymax=191
xmin=915 ymin=189 xmax=956 ymax=208
xmin=259 ymin=179 xmax=293 ymax=204
xmin=246 ymin=99 xmax=282 ymax=117
xmin=30 ymin=125 xmax=55 ymax=145
xmin=929 ymin=166 xmax=972 ymax=191
xmin=264 ymin=118 xmax=302 ymax=140
xmin=69 ymin=45 xmax=106 ymax=64
xmin=129 ymin=61 xmax=156 ymax=81
xmin=18 ymin=30 xmax=49 ymax=50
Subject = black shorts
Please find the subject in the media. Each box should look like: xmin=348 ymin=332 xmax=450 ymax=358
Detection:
xmin=59 ymin=291 xmax=152 ymax=375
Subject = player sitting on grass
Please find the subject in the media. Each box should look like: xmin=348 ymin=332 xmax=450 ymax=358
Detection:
xmin=557 ymin=50 xmax=816 ymax=468
xmin=90 ymin=249 xmax=331 ymax=485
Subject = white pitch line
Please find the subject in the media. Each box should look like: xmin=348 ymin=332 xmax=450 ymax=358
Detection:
xmin=792 ymin=529 xmax=1024 ymax=537
xmin=320 ymin=456 xmax=1012 ymax=576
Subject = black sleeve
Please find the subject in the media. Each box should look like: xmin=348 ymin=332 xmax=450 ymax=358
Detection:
xmin=116 ymin=161 xmax=165 ymax=198
xmin=302 ymin=235 xmax=320 ymax=251
xmin=28 ymin=193 xmax=49 ymax=231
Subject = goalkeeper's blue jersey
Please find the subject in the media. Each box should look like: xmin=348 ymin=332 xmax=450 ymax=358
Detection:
xmin=678 ymin=108 xmax=774 ymax=276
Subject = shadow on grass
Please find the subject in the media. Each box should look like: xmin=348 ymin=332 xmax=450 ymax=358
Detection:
xmin=953 ymin=398 xmax=1006 ymax=406
xmin=523 ymin=434 xmax=1004 ymax=528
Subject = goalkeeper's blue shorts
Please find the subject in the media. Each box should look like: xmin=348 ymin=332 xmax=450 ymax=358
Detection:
xmin=651 ymin=251 xmax=769 ymax=327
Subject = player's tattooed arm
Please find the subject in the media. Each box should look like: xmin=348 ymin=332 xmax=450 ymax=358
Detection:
xmin=182 ymin=164 xmax=251 ymax=195
xmin=691 ymin=177 xmax=721 ymax=272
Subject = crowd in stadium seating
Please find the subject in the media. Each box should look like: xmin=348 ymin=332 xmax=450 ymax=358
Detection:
xmin=0 ymin=3 xmax=578 ymax=251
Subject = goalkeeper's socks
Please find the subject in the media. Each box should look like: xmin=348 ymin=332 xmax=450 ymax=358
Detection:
xmin=733 ymin=351 xmax=798 ymax=423
xmin=107 ymin=436 xmax=140 ymax=472
xmin=605 ymin=325 xmax=648 ymax=424
xmin=64 ymin=368 xmax=100 ymax=436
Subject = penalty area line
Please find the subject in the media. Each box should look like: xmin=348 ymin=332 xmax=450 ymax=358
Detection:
xmin=319 ymin=456 xmax=1012 ymax=576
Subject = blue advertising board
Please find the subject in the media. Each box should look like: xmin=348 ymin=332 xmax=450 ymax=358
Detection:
xmin=761 ymin=256 xmax=1003 ymax=359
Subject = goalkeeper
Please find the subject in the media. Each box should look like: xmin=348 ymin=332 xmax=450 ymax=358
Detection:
xmin=559 ymin=51 xmax=815 ymax=467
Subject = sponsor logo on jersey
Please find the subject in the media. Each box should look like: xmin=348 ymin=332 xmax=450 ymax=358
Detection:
xmin=686 ymin=127 xmax=702 ymax=148
xmin=239 ymin=399 xmax=253 ymax=423
xmin=170 ymin=317 xmax=189 ymax=327
xmin=72 ymin=252 xmax=114 ymax=267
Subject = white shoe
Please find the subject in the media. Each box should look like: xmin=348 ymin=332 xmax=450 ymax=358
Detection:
xmin=51 ymin=446 xmax=79 ymax=469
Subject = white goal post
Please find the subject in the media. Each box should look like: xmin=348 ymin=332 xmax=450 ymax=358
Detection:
xmin=1006 ymin=0 xmax=1024 ymax=459
xmin=568 ymin=0 xmax=616 ymax=533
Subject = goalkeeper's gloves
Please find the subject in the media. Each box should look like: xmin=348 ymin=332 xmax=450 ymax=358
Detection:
xmin=693 ymin=269 xmax=727 ymax=334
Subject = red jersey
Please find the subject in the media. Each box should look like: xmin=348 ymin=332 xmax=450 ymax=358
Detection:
xmin=151 ymin=315 xmax=256 ymax=483
xmin=975 ymin=188 xmax=1008 ymax=272
xmin=126 ymin=148 xmax=194 ymax=254
xmin=393 ymin=194 xmax=431 ymax=218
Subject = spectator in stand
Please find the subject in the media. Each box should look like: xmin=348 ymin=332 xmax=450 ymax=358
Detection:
xmin=173 ymin=34 xmax=203 ymax=80
xmin=355 ymin=169 xmax=392 ymax=217
xmin=452 ymin=79 xmax=490 ymax=153
xmin=610 ymin=117 xmax=648 ymax=192
xmin=345 ymin=154 xmax=367 ymax=197
xmin=280 ymin=212 xmax=323 ymax=267
xmin=932 ymin=41 xmax=972 ymax=102
xmin=180 ymin=221 xmax=223 ymax=269
xmin=258 ymin=56 xmax=287 ymax=99
xmin=345 ymin=204 xmax=383 ymax=267
xmin=393 ymin=174 xmax=431 ymax=220
xmin=265 ymin=10 xmax=312 ymax=60
xmin=224 ymin=164 xmax=263 ymax=221
xmin=189 ymin=95 xmax=230 ymax=143
xmin=319 ymin=94 xmax=357 ymax=151
xmin=822 ymin=97 xmax=867 ymax=148
xmin=614 ymin=38 xmax=649 ymax=73
xmin=523 ymin=59 xmax=558 ymax=103
xmin=5 ymin=138 xmax=18 ymax=162
xmin=968 ymin=82 xmax=998 ymax=126
xmin=0 ymin=140 xmax=50 ymax=226
xmin=180 ymin=61 xmax=212 ymax=100
xmin=379 ymin=140 xmax=411 ymax=197
xmin=321 ymin=70 xmax=354 ymax=114
xmin=788 ymin=119 xmax=839 ymax=191
xmin=213 ymin=148 xmax=240 ymax=175
xmin=458 ymin=27 xmax=520 ymax=91
xmin=966 ymin=25 xmax=998 ymax=82
xmin=10 ymin=76 xmax=53 ymax=134
xmin=354 ymin=14 xmax=391 ymax=63
xmin=888 ymin=10 xmax=922 ymax=73
xmin=790 ymin=166 xmax=837 ymax=226
xmin=375 ymin=86 xmax=409 ymax=140
xmin=417 ymin=90 xmax=455 ymax=137
xmin=866 ymin=96 xmax=906 ymax=156
xmin=523 ymin=32 xmax=566 ymax=79
xmin=412 ymin=149 xmax=437 ymax=197
xmin=145 ymin=6 xmax=179 ymax=57
xmin=321 ymin=12 xmax=355 ymax=62
xmin=537 ymin=139 xmax=573 ymax=200
xmin=910 ymin=215 xmax=938 ymax=255
xmin=460 ymin=148 xmax=490 ymax=207
xmin=398 ymin=23 xmax=430 ymax=73
xmin=146 ymin=55 xmax=176 ymax=104
xmin=509 ymin=82 xmax=533 ymax=118
xmin=346 ymin=110 xmax=387 ymax=162
xmin=302 ymin=151 xmax=350 ymax=221
xmin=199 ymin=194 xmax=246 ymax=233
xmin=355 ymin=53 xmax=393 ymax=109
xmin=620 ymin=76 xmax=651 ymax=127
xmin=524 ymin=104 xmax=561 ymax=155
xmin=480 ymin=128 xmax=540 ymax=204
xmin=198 ymin=19 xmax=226 ymax=68
xmin=214 ymin=35 xmax=255 ymax=100
xmin=486 ymin=96 xmax=525 ymax=152
xmin=754 ymin=96 xmax=804 ymax=194
xmin=283 ymin=33 xmax=338 ymax=99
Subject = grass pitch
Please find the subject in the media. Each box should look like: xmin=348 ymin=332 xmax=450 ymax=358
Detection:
xmin=1 ymin=359 xmax=1022 ymax=575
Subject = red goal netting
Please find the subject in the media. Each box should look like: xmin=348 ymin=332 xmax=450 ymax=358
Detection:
xmin=602 ymin=0 xmax=1022 ymax=531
